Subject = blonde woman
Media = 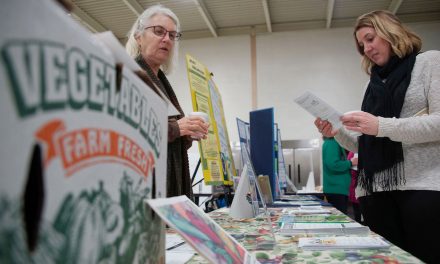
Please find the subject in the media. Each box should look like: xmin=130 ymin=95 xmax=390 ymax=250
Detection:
xmin=315 ymin=10 xmax=440 ymax=263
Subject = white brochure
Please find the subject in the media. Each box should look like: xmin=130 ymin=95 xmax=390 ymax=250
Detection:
xmin=294 ymin=91 xmax=343 ymax=130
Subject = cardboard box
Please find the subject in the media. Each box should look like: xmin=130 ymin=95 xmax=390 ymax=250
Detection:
xmin=0 ymin=0 xmax=168 ymax=262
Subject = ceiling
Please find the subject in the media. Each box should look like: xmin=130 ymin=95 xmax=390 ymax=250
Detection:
xmin=70 ymin=0 xmax=440 ymax=42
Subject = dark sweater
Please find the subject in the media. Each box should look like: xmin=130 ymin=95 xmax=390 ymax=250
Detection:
xmin=136 ymin=56 xmax=193 ymax=200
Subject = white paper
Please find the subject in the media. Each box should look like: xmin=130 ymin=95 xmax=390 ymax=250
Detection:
xmin=230 ymin=165 xmax=256 ymax=219
xmin=280 ymin=222 xmax=370 ymax=235
xmin=273 ymin=200 xmax=321 ymax=206
xmin=294 ymin=91 xmax=343 ymax=130
xmin=305 ymin=171 xmax=316 ymax=192
xmin=299 ymin=236 xmax=389 ymax=250
xmin=284 ymin=207 xmax=331 ymax=214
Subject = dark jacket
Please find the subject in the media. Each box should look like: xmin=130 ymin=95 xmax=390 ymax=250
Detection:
xmin=136 ymin=57 xmax=193 ymax=199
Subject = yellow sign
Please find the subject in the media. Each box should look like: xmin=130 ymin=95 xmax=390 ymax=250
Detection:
xmin=186 ymin=54 xmax=236 ymax=185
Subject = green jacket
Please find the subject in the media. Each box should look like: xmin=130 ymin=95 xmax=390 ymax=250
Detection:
xmin=322 ymin=138 xmax=351 ymax=196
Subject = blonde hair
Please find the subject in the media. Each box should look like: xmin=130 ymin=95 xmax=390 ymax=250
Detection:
xmin=126 ymin=4 xmax=180 ymax=75
xmin=353 ymin=10 xmax=422 ymax=74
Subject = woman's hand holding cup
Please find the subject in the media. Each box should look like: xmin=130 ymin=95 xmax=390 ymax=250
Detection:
xmin=178 ymin=112 xmax=210 ymax=140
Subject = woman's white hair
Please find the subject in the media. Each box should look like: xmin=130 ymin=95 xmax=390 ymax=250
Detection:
xmin=126 ymin=4 xmax=180 ymax=75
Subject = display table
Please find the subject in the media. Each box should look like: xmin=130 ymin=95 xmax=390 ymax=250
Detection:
xmin=181 ymin=196 xmax=422 ymax=264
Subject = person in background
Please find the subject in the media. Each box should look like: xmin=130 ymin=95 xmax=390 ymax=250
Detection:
xmin=126 ymin=4 xmax=209 ymax=199
xmin=315 ymin=10 xmax=440 ymax=263
xmin=322 ymin=137 xmax=354 ymax=214
xmin=347 ymin=151 xmax=362 ymax=223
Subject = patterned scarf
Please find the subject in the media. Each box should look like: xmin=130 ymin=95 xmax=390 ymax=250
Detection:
xmin=358 ymin=52 xmax=417 ymax=194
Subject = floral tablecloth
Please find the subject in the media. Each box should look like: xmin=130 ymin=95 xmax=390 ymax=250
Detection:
xmin=186 ymin=200 xmax=423 ymax=264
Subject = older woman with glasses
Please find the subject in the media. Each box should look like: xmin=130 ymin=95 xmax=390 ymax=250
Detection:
xmin=126 ymin=4 xmax=209 ymax=199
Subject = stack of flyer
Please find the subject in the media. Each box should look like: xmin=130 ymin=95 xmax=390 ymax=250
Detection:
xmin=279 ymin=222 xmax=370 ymax=235
xmin=284 ymin=206 xmax=331 ymax=215
xmin=272 ymin=200 xmax=323 ymax=206
xmin=298 ymin=236 xmax=390 ymax=250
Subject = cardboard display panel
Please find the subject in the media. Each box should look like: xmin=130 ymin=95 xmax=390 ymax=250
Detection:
xmin=186 ymin=54 xmax=236 ymax=186
xmin=0 ymin=0 xmax=168 ymax=262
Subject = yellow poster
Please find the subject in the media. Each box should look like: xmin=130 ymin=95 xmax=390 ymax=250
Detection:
xmin=186 ymin=54 xmax=236 ymax=185
xmin=208 ymin=79 xmax=237 ymax=185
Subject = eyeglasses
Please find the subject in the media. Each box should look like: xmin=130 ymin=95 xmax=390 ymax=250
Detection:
xmin=144 ymin=25 xmax=182 ymax=41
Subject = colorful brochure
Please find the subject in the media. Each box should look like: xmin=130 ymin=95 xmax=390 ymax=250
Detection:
xmin=146 ymin=196 xmax=259 ymax=264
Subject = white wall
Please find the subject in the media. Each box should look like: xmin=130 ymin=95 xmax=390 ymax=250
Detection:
xmin=168 ymin=22 xmax=440 ymax=144
xmin=257 ymin=27 xmax=368 ymax=140
xmin=409 ymin=22 xmax=440 ymax=50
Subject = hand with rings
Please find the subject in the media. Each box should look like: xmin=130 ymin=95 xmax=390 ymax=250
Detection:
xmin=341 ymin=111 xmax=379 ymax=136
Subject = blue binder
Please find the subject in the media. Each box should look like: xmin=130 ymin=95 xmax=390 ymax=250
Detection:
xmin=250 ymin=108 xmax=277 ymax=201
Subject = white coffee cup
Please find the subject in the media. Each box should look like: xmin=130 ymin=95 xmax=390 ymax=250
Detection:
xmin=188 ymin=111 xmax=209 ymax=122
xmin=343 ymin=110 xmax=362 ymax=137
xmin=188 ymin=112 xmax=209 ymax=139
